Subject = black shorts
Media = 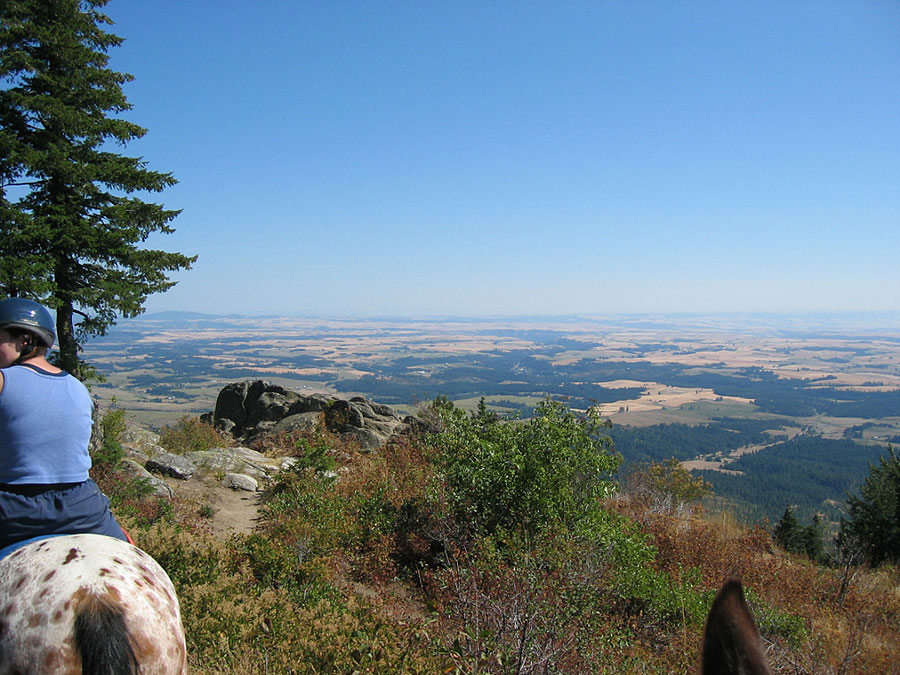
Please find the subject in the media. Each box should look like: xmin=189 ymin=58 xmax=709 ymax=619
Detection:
xmin=0 ymin=479 xmax=127 ymax=549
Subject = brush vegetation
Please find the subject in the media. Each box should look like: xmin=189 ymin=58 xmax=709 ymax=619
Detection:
xmin=94 ymin=401 xmax=900 ymax=674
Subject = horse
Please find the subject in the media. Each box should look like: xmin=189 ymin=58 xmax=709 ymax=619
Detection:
xmin=0 ymin=533 xmax=187 ymax=674
xmin=702 ymin=578 xmax=773 ymax=675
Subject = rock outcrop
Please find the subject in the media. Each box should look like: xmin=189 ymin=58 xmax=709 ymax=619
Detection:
xmin=205 ymin=380 xmax=430 ymax=450
xmin=117 ymin=425 xmax=289 ymax=491
xmin=110 ymin=381 xmax=437 ymax=506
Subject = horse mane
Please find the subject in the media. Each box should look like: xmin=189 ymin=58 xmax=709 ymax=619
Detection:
xmin=73 ymin=591 xmax=140 ymax=675
xmin=702 ymin=579 xmax=772 ymax=675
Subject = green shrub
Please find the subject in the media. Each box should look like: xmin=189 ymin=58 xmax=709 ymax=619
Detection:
xmin=429 ymin=398 xmax=621 ymax=539
xmin=292 ymin=433 xmax=338 ymax=473
xmin=91 ymin=408 xmax=161 ymax=526
xmin=238 ymin=532 xmax=340 ymax=607
xmin=744 ymin=586 xmax=809 ymax=646
xmin=140 ymin=511 xmax=447 ymax=673
xmin=159 ymin=415 xmax=230 ymax=454
xmin=92 ymin=408 xmax=127 ymax=470
xmin=842 ymin=446 xmax=900 ymax=567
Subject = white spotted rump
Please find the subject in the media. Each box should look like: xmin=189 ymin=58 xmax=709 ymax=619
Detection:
xmin=0 ymin=533 xmax=186 ymax=674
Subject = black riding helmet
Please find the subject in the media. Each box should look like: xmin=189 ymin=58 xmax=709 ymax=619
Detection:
xmin=0 ymin=298 xmax=56 ymax=349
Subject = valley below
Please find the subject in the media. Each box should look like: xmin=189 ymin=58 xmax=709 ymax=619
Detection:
xmin=84 ymin=311 xmax=900 ymax=524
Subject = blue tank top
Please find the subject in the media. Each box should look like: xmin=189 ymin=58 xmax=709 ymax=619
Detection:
xmin=0 ymin=365 xmax=93 ymax=484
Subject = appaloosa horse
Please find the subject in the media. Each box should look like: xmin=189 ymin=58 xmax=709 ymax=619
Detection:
xmin=0 ymin=533 xmax=186 ymax=674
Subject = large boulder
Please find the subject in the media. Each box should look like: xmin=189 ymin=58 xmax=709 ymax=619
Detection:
xmin=209 ymin=380 xmax=423 ymax=451
xmin=145 ymin=450 xmax=196 ymax=480
xmin=182 ymin=447 xmax=284 ymax=480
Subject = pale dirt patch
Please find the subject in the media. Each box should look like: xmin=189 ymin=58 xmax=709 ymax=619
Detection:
xmin=682 ymin=440 xmax=772 ymax=475
xmin=164 ymin=475 xmax=263 ymax=536
xmin=591 ymin=381 xmax=753 ymax=418
xmin=729 ymin=442 xmax=770 ymax=458
xmin=681 ymin=459 xmax=743 ymax=475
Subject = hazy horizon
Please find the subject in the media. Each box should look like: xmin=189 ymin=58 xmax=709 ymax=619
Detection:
xmin=117 ymin=308 xmax=900 ymax=336
xmin=103 ymin=2 xmax=898 ymax=317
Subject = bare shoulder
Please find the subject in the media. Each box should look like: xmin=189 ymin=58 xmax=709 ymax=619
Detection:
xmin=0 ymin=369 xmax=4 ymax=395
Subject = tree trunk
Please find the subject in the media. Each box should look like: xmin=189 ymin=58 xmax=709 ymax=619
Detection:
xmin=55 ymin=300 xmax=80 ymax=378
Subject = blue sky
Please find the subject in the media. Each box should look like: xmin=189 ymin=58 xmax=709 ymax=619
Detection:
xmin=104 ymin=1 xmax=900 ymax=317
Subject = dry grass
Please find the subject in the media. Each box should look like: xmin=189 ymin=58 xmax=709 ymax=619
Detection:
xmin=615 ymin=494 xmax=900 ymax=674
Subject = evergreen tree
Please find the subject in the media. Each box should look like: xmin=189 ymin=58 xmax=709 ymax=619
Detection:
xmin=774 ymin=506 xmax=827 ymax=562
xmin=0 ymin=0 xmax=195 ymax=377
xmin=773 ymin=505 xmax=804 ymax=554
xmin=802 ymin=513 xmax=825 ymax=563
xmin=842 ymin=446 xmax=900 ymax=567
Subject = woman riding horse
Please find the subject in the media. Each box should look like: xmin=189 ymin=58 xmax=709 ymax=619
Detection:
xmin=0 ymin=297 xmax=128 ymax=552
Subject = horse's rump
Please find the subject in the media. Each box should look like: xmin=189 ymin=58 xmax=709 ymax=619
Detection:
xmin=0 ymin=533 xmax=186 ymax=674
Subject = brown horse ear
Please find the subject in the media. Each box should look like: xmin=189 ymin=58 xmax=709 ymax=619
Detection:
xmin=701 ymin=579 xmax=772 ymax=675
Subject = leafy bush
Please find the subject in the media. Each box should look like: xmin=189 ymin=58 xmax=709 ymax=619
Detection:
xmin=430 ymin=398 xmax=621 ymax=539
xmin=258 ymin=469 xmax=350 ymax=572
xmin=744 ymin=586 xmax=809 ymax=646
xmin=93 ymin=407 xmax=128 ymax=470
xmin=623 ymin=458 xmax=712 ymax=514
xmin=292 ymin=433 xmax=338 ymax=473
xmin=434 ymin=533 xmax=612 ymax=674
xmin=159 ymin=415 xmax=230 ymax=454
xmin=137 ymin=493 xmax=448 ymax=673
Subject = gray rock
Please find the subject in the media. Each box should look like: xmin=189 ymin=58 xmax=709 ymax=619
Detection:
xmin=370 ymin=402 xmax=400 ymax=418
xmin=286 ymin=395 xmax=330 ymax=415
xmin=209 ymin=379 xmax=428 ymax=452
xmin=272 ymin=412 xmax=322 ymax=435
xmin=120 ymin=459 xmax=174 ymax=498
xmin=145 ymin=450 xmax=196 ymax=480
xmin=252 ymin=389 xmax=297 ymax=422
xmin=223 ymin=472 xmax=259 ymax=492
xmin=342 ymin=427 xmax=385 ymax=451
xmin=213 ymin=380 xmax=258 ymax=430
xmin=401 ymin=414 xmax=441 ymax=435
xmin=120 ymin=427 xmax=161 ymax=447
xmin=183 ymin=447 xmax=283 ymax=480
xmin=122 ymin=447 xmax=149 ymax=465
xmin=325 ymin=399 xmax=365 ymax=429
xmin=120 ymin=427 xmax=164 ymax=458
xmin=215 ymin=418 xmax=236 ymax=435
xmin=253 ymin=420 xmax=277 ymax=435
xmin=280 ymin=457 xmax=299 ymax=471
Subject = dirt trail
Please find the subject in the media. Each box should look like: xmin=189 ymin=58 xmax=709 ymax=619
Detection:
xmin=164 ymin=475 xmax=263 ymax=536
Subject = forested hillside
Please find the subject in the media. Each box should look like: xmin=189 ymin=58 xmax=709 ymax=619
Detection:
xmin=608 ymin=418 xmax=777 ymax=465
xmin=695 ymin=437 xmax=887 ymax=523
xmin=607 ymin=421 xmax=883 ymax=523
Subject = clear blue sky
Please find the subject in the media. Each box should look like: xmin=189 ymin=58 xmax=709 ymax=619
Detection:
xmin=104 ymin=1 xmax=900 ymax=317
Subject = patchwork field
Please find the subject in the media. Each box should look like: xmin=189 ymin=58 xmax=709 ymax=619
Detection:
xmin=83 ymin=311 xmax=899 ymax=431
xmin=82 ymin=311 xmax=900 ymax=522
